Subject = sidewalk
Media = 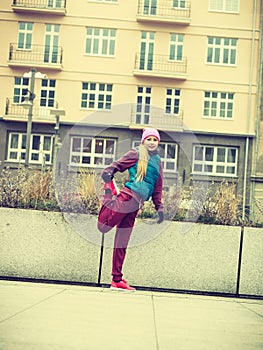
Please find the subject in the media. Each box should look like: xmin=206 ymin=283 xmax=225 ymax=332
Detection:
xmin=0 ymin=280 xmax=262 ymax=350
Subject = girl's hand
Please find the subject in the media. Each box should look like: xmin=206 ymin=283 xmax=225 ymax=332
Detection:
xmin=102 ymin=172 xmax=113 ymax=183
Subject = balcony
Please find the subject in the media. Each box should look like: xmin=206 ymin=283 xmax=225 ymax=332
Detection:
xmin=4 ymin=98 xmax=56 ymax=123
xmin=12 ymin=0 xmax=66 ymax=15
xmin=137 ymin=0 xmax=191 ymax=25
xmin=130 ymin=104 xmax=184 ymax=132
xmin=133 ymin=53 xmax=187 ymax=80
xmin=8 ymin=43 xmax=63 ymax=70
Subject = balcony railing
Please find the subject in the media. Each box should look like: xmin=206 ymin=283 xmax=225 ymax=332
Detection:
xmin=8 ymin=43 xmax=63 ymax=70
xmin=130 ymin=104 xmax=184 ymax=131
xmin=137 ymin=0 xmax=191 ymax=24
xmin=12 ymin=0 xmax=66 ymax=15
xmin=5 ymin=98 xmax=56 ymax=122
xmin=134 ymin=53 xmax=187 ymax=80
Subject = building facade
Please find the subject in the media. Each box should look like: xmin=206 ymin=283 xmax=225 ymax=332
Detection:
xmin=0 ymin=0 xmax=262 ymax=220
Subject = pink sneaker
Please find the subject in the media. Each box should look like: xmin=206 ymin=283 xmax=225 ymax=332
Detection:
xmin=110 ymin=279 xmax=136 ymax=291
xmin=104 ymin=179 xmax=118 ymax=196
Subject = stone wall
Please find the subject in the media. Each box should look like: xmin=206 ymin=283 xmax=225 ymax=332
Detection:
xmin=0 ymin=208 xmax=262 ymax=297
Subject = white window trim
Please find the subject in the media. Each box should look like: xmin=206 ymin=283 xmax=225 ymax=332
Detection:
xmin=7 ymin=132 xmax=53 ymax=165
xmin=207 ymin=37 xmax=237 ymax=66
xmin=69 ymin=136 xmax=116 ymax=168
xmin=165 ymin=88 xmax=181 ymax=115
xmin=18 ymin=22 xmax=33 ymax=51
xmin=81 ymin=82 xmax=113 ymax=110
xmin=208 ymin=0 xmax=240 ymax=14
xmin=85 ymin=27 xmax=116 ymax=57
xmin=203 ymin=91 xmax=234 ymax=119
xmin=192 ymin=145 xmax=238 ymax=177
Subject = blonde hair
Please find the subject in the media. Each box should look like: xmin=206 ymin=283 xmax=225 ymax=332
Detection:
xmin=136 ymin=144 xmax=149 ymax=182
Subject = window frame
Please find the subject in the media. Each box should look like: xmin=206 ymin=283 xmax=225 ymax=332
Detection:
xmin=18 ymin=22 xmax=33 ymax=50
xmin=192 ymin=145 xmax=238 ymax=177
xmin=7 ymin=132 xmax=53 ymax=165
xmin=40 ymin=79 xmax=56 ymax=108
xmin=209 ymin=0 xmax=239 ymax=13
xmin=81 ymin=82 xmax=113 ymax=110
xmin=203 ymin=91 xmax=234 ymax=119
xmin=165 ymin=88 xmax=181 ymax=115
xmin=13 ymin=77 xmax=29 ymax=104
xmin=69 ymin=136 xmax=116 ymax=168
xmin=85 ymin=27 xmax=116 ymax=57
xmin=207 ymin=36 xmax=237 ymax=66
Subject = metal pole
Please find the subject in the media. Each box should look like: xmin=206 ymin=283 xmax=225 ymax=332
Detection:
xmin=52 ymin=115 xmax=60 ymax=172
xmin=25 ymin=68 xmax=36 ymax=167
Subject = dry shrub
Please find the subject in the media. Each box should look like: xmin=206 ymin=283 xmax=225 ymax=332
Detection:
xmin=0 ymin=167 xmax=58 ymax=210
xmin=163 ymin=180 xmax=183 ymax=220
xmin=78 ymin=170 xmax=100 ymax=214
xmin=200 ymin=180 xmax=243 ymax=225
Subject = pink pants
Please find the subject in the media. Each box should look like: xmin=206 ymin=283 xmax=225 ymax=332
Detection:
xmin=97 ymin=191 xmax=140 ymax=282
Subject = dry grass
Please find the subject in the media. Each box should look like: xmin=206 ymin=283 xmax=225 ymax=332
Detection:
xmin=0 ymin=168 xmax=256 ymax=225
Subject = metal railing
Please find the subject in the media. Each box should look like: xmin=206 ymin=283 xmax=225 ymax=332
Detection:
xmin=9 ymin=43 xmax=63 ymax=67
xmin=5 ymin=98 xmax=56 ymax=122
xmin=130 ymin=104 xmax=184 ymax=130
xmin=134 ymin=53 xmax=187 ymax=77
xmin=12 ymin=0 xmax=66 ymax=10
xmin=137 ymin=0 xmax=191 ymax=22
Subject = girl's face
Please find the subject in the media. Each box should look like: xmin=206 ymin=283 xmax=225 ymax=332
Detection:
xmin=143 ymin=136 xmax=159 ymax=152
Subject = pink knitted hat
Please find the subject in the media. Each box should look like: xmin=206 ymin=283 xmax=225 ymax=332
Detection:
xmin=141 ymin=127 xmax=160 ymax=144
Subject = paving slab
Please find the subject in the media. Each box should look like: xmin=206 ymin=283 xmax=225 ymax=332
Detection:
xmin=0 ymin=280 xmax=262 ymax=350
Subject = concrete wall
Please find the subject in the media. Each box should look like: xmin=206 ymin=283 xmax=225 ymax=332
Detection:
xmin=101 ymin=222 xmax=241 ymax=294
xmin=239 ymin=227 xmax=263 ymax=296
xmin=0 ymin=208 xmax=100 ymax=283
xmin=0 ymin=208 xmax=262 ymax=297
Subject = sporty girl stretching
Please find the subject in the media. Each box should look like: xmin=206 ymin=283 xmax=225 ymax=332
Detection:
xmin=97 ymin=128 xmax=164 ymax=291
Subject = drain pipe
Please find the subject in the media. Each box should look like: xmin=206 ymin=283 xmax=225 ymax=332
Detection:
xmin=250 ymin=0 xmax=263 ymax=219
xmin=243 ymin=0 xmax=258 ymax=220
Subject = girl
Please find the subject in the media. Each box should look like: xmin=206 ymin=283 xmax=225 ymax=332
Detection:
xmin=97 ymin=128 xmax=164 ymax=291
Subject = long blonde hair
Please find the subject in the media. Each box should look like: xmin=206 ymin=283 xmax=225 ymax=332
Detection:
xmin=136 ymin=144 xmax=149 ymax=182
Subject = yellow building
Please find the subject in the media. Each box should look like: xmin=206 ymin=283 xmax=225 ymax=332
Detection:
xmin=0 ymin=0 xmax=262 ymax=221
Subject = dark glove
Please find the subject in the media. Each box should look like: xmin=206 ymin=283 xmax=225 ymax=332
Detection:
xmin=101 ymin=171 xmax=113 ymax=183
xmin=157 ymin=211 xmax=164 ymax=224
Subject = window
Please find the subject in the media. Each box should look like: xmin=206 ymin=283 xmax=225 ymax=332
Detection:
xmin=13 ymin=77 xmax=29 ymax=104
xmin=193 ymin=145 xmax=238 ymax=176
xmin=18 ymin=22 xmax=33 ymax=50
xmin=133 ymin=140 xmax=178 ymax=173
xmin=135 ymin=86 xmax=152 ymax=124
xmin=40 ymin=79 xmax=56 ymax=107
xmin=169 ymin=34 xmax=184 ymax=61
xmin=48 ymin=0 xmax=63 ymax=8
xmin=207 ymin=37 xmax=237 ymax=65
xmin=7 ymin=133 xmax=52 ymax=164
xmin=81 ymin=82 xmax=113 ymax=110
xmin=86 ymin=27 xmax=116 ymax=56
xmin=139 ymin=31 xmax=155 ymax=70
xmin=173 ymin=0 xmax=186 ymax=9
xmin=209 ymin=0 xmax=239 ymax=13
xmin=70 ymin=137 xmax=116 ymax=167
xmin=44 ymin=24 xmax=60 ymax=64
xmin=203 ymin=91 xmax=234 ymax=119
xmin=158 ymin=142 xmax=178 ymax=172
xmin=166 ymin=88 xmax=181 ymax=114
xmin=143 ymin=0 xmax=157 ymax=15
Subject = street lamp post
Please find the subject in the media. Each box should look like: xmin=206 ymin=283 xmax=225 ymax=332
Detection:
xmin=50 ymin=109 xmax=65 ymax=172
xmin=24 ymin=68 xmax=36 ymax=167
xmin=22 ymin=68 xmax=47 ymax=167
